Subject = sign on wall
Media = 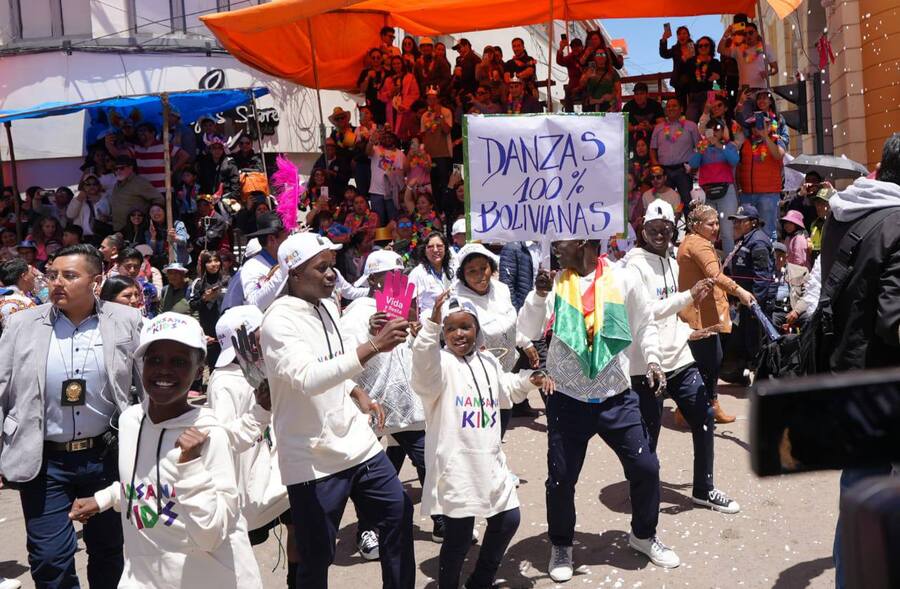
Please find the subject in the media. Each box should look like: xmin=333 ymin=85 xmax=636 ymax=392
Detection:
xmin=463 ymin=113 xmax=627 ymax=243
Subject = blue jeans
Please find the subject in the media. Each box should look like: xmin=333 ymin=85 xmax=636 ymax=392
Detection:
xmin=633 ymin=366 xmax=715 ymax=497
xmin=287 ymin=451 xmax=415 ymax=589
xmin=739 ymin=192 xmax=780 ymax=240
xmin=688 ymin=335 xmax=723 ymax=401
xmin=390 ymin=430 xmax=442 ymax=527
xmin=545 ymin=390 xmax=660 ymax=544
xmin=18 ymin=447 xmax=123 ymax=589
xmin=439 ymin=507 xmax=520 ymax=589
xmin=369 ymin=193 xmax=397 ymax=227
xmin=833 ymin=464 xmax=894 ymax=589
xmin=706 ymin=184 xmax=739 ymax=255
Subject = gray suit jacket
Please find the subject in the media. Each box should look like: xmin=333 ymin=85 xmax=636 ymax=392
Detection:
xmin=0 ymin=300 xmax=143 ymax=483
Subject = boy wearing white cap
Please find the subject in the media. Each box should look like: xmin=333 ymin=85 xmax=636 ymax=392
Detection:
xmin=260 ymin=233 xmax=415 ymax=589
xmin=623 ymin=199 xmax=740 ymax=515
xmin=69 ymin=313 xmax=262 ymax=589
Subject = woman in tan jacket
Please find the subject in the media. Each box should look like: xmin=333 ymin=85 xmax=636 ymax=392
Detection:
xmin=677 ymin=204 xmax=755 ymax=423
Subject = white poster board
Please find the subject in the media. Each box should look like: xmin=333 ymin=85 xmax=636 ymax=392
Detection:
xmin=464 ymin=113 xmax=627 ymax=244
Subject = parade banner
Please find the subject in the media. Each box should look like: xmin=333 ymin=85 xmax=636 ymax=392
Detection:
xmin=463 ymin=113 xmax=628 ymax=243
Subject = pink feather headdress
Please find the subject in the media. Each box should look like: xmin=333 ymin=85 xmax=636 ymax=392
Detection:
xmin=272 ymin=154 xmax=302 ymax=231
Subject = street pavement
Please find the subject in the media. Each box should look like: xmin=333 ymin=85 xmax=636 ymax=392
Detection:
xmin=0 ymin=384 xmax=838 ymax=588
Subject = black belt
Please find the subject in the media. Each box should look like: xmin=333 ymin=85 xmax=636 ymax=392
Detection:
xmin=44 ymin=434 xmax=107 ymax=453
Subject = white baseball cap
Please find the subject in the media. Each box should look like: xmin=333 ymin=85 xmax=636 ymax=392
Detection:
xmin=244 ymin=238 xmax=262 ymax=259
xmin=135 ymin=312 xmax=207 ymax=360
xmin=451 ymin=218 xmax=467 ymax=236
xmin=215 ymin=305 xmax=264 ymax=369
xmin=643 ymin=198 xmax=676 ymax=225
xmin=278 ymin=232 xmax=342 ymax=276
xmin=353 ymin=249 xmax=404 ymax=287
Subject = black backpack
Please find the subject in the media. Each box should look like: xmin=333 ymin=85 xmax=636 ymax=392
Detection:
xmin=755 ymin=207 xmax=900 ymax=380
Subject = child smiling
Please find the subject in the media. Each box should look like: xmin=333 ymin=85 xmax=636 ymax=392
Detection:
xmin=69 ymin=313 xmax=262 ymax=589
xmin=411 ymin=292 xmax=552 ymax=588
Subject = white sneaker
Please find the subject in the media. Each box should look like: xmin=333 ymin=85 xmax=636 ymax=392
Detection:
xmin=548 ymin=545 xmax=574 ymax=582
xmin=357 ymin=530 xmax=380 ymax=560
xmin=693 ymin=489 xmax=741 ymax=514
xmin=472 ymin=527 xmax=480 ymax=544
xmin=0 ymin=578 xmax=22 ymax=589
xmin=628 ymin=533 xmax=681 ymax=568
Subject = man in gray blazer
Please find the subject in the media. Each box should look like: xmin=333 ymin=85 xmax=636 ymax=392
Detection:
xmin=0 ymin=244 xmax=143 ymax=589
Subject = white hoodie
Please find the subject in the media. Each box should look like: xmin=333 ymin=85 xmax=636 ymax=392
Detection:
xmin=260 ymin=296 xmax=381 ymax=485
xmin=453 ymin=279 xmax=531 ymax=377
xmin=410 ymin=318 xmax=536 ymax=518
xmin=622 ymin=248 xmax=695 ymax=374
xmin=93 ymin=402 xmax=262 ymax=589
xmin=829 ymin=177 xmax=900 ymax=222
xmin=207 ymin=365 xmax=290 ymax=531
xmin=342 ymin=296 xmax=426 ymax=435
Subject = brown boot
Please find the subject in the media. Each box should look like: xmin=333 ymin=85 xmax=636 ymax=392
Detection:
xmin=712 ymin=399 xmax=736 ymax=424
xmin=674 ymin=408 xmax=688 ymax=428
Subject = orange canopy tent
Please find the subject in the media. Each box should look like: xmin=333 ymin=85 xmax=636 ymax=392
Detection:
xmin=202 ymin=0 xmax=767 ymax=92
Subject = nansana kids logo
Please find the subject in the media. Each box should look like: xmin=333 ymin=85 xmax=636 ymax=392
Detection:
xmin=455 ymin=395 xmax=498 ymax=429
xmin=147 ymin=315 xmax=190 ymax=334
xmin=123 ymin=481 xmax=179 ymax=530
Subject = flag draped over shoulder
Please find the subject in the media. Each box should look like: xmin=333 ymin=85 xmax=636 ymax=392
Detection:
xmin=552 ymin=256 xmax=631 ymax=379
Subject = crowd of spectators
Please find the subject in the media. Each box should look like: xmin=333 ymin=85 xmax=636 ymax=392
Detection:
xmin=0 ymin=16 xmax=820 ymax=383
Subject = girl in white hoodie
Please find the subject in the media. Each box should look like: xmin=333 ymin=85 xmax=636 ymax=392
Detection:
xmin=451 ymin=243 xmax=539 ymax=437
xmin=411 ymin=292 xmax=552 ymax=588
xmin=68 ymin=313 xmax=262 ymax=589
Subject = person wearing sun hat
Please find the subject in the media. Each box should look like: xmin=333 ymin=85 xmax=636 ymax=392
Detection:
xmin=68 ymin=312 xmax=263 ymax=589
xmin=259 ymin=232 xmax=415 ymax=588
xmin=779 ymin=209 xmax=811 ymax=269
xmin=240 ymin=212 xmax=288 ymax=311
xmin=421 ymin=84 xmax=454 ymax=205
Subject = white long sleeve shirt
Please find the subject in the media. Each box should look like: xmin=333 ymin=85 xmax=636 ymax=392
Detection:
xmin=207 ymin=365 xmax=289 ymax=531
xmin=517 ymin=265 xmax=661 ymax=403
xmin=241 ymin=252 xmax=285 ymax=311
xmin=260 ymin=296 xmax=381 ymax=485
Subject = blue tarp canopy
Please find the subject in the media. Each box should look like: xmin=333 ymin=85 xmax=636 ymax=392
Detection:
xmin=0 ymin=87 xmax=269 ymax=125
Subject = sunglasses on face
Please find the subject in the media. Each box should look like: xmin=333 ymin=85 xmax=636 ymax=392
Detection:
xmin=697 ymin=43 xmax=712 ymax=48
xmin=397 ymin=221 xmax=412 ymax=228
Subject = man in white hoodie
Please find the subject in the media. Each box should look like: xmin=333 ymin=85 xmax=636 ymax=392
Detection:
xmin=518 ymin=238 xmax=679 ymax=581
xmin=817 ymin=135 xmax=900 ymax=589
xmin=260 ymin=232 xmax=415 ymax=589
xmin=623 ymin=199 xmax=740 ymax=515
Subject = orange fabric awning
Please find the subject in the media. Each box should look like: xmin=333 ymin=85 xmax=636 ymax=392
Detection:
xmin=202 ymin=0 xmax=759 ymax=91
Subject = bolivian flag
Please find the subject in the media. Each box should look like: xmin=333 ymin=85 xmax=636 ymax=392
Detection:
xmin=553 ymin=256 xmax=631 ymax=379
